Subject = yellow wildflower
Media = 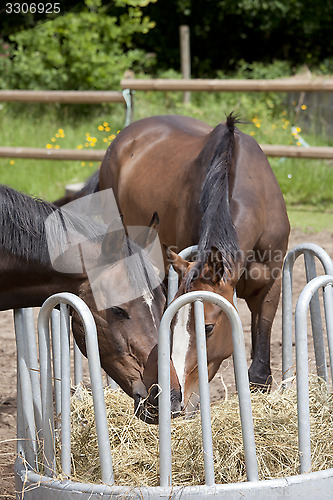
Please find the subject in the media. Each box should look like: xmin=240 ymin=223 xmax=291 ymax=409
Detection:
xmin=108 ymin=134 xmax=116 ymax=141
xmin=58 ymin=128 xmax=64 ymax=134
xmin=117 ymin=130 xmax=120 ymax=134
xmin=297 ymin=141 xmax=301 ymax=146
xmin=9 ymin=160 xmax=15 ymax=165
xmin=296 ymin=126 xmax=301 ymax=133
xmin=55 ymin=145 xmax=60 ymax=149
xmin=77 ymin=145 xmax=83 ymax=149
xmin=103 ymin=122 xmax=109 ymax=127
xmin=98 ymin=125 xmax=104 ymax=131
xmin=46 ymin=144 xmax=53 ymax=149
xmin=81 ymin=162 xmax=86 ymax=167
xmin=301 ymin=104 xmax=307 ymax=110
xmin=56 ymin=133 xmax=60 ymax=138
xmin=250 ymin=131 xmax=255 ymax=136
xmin=51 ymin=137 xmax=56 ymax=142
xmin=103 ymin=138 xmax=109 ymax=143
xmin=89 ymin=162 xmax=93 ymax=167
xmin=282 ymin=110 xmax=287 ymax=116
xmin=85 ymin=143 xmax=89 ymax=147
xmin=105 ymin=126 xmax=111 ymax=132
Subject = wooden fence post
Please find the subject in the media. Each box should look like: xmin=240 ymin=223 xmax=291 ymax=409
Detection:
xmin=180 ymin=25 xmax=191 ymax=104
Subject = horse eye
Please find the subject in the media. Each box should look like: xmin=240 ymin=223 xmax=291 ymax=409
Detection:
xmin=110 ymin=307 xmax=130 ymax=319
xmin=205 ymin=324 xmax=214 ymax=336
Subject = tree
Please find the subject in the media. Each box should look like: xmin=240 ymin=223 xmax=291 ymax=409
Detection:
xmin=1 ymin=0 xmax=156 ymax=90
xmin=136 ymin=0 xmax=333 ymax=75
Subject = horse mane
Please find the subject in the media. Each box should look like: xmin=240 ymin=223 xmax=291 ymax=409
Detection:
xmin=0 ymin=185 xmax=105 ymax=266
xmin=125 ymin=238 xmax=163 ymax=300
xmin=184 ymin=113 xmax=240 ymax=289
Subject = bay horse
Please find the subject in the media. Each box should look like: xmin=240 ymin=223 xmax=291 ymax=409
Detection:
xmin=99 ymin=113 xmax=290 ymax=412
xmin=0 ymin=185 xmax=181 ymax=422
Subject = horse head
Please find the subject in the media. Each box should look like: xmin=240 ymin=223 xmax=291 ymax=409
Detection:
xmin=165 ymin=245 xmax=235 ymax=415
xmin=72 ymin=214 xmax=182 ymax=424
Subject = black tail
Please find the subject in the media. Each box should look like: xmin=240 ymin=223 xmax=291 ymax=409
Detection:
xmin=53 ymin=170 xmax=100 ymax=207
xmin=184 ymin=113 xmax=240 ymax=288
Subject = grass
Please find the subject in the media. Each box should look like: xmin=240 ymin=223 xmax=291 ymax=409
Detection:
xmin=288 ymin=206 xmax=333 ymax=233
xmin=0 ymin=103 xmax=124 ymax=200
xmin=0 ymin=95 xmax=332 ymax=235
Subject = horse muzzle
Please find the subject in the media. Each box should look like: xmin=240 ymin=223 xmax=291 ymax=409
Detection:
xmin=133 ymin=383 xmax=183 ymax=425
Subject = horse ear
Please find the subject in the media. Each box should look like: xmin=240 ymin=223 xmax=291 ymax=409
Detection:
xmin=163 ymin=244 xmax=190 ymax=277
xmin=148 ymin=211 xmax=159 ymax=232
xmin=133 ymin=212 xmax=160 ymax=249
xmin=101 ymin=217 xmax=126 ymax=261
xmin=207 ymin=246 xmax=224 ymax=283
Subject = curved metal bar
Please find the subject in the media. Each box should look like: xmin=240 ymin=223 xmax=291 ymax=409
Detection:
xmin=51 ymin=309 xmax=61 ymax=420
xmin=193 ymin=300 xmax=215 ymax=486
xmin=73 ymin=339 xmax=83 ymax=387
xmin=60 ymin=303 xmax=71 ymax=477
xmin=295 ymin=275 xmax=333 ymax=473
xmin=22 ymin=308 xmax=43 ymax=435
xmin=37 ymin=292 xmax=114 ymax=484
xmin=14 ymin=309 xmax=38 ymax=470
xmin=158 ymin=290 xmax=258 ymax=487
xmin=282 ymin=243 xmax=333 ymax=383
xmin=304 ymin=252 xmax=327 ymax=380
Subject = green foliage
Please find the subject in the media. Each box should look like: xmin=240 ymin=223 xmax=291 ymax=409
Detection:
xmin=138 ymin=0 xmax=333 ymax=75
xmin=4 ymin=0 xmax=156 ymax=90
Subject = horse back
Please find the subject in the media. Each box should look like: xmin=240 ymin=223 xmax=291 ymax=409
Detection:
xmin=99 ymin=115 xmax=213 ymax=246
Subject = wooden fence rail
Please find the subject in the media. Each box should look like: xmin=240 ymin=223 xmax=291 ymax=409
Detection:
xmin=121 ymin=77 xmax=333 ymax=93
xmin=1 ymin=80 xmax=333 ymax=161
xmin=1 ymin=145 xmax=332 ymax=161
xmin=0 ymin=90 xmax=125 ymax=103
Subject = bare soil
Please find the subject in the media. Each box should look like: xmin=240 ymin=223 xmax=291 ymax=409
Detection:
xmin=0 ymin=229 xmax=332 ymax=498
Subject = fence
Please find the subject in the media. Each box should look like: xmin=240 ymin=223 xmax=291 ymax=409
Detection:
xmin=0 ymin=88 xmax=133 ymax=162
xmin=1 ymin=78 xmax=333 ymax=161
xmin=14 ymin=243 xmax=333 ymax=499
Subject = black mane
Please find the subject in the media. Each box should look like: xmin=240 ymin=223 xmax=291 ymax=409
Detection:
xmin=0 ymin=185 xmax=104 ymax=266
xmin=185 ymin=113 xmax=240 ymax=288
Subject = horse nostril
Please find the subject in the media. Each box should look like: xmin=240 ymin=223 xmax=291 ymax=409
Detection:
xmin=170 ymin=388 xmax=183 ymax=418
xmin=148 ymin=384 xmax=159 ymax=405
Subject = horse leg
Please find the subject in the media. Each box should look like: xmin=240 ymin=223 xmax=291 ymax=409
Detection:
xmin=244 ymin=269 xmax=282 ymax=389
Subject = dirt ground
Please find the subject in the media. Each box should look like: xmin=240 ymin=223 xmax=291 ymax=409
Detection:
xmin=0 ymin=229 xmax=332 ymax=498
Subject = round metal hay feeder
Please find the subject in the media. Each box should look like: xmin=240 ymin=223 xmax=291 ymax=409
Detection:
xmin=14 ymin=244 xmax=333 ymax=499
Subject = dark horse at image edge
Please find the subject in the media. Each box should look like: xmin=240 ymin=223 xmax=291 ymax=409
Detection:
xmin=0 ymin=186 xmax=181 ymax=423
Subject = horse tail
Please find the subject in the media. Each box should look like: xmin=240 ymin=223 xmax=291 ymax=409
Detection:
xmin=185 ymin=113 xmax=240 ymax=289
xmin=53 ymin=170 xmax=100 ymax=207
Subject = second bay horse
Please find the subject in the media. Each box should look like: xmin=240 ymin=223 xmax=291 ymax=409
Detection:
xmin=0 ymin=186 xmax=181 ymax=422
xmin=99 ymin=113 xmax=290 ymax=411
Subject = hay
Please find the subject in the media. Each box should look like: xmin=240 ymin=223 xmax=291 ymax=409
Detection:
xmin=56 ymin=376 xmax=333 ymax=486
